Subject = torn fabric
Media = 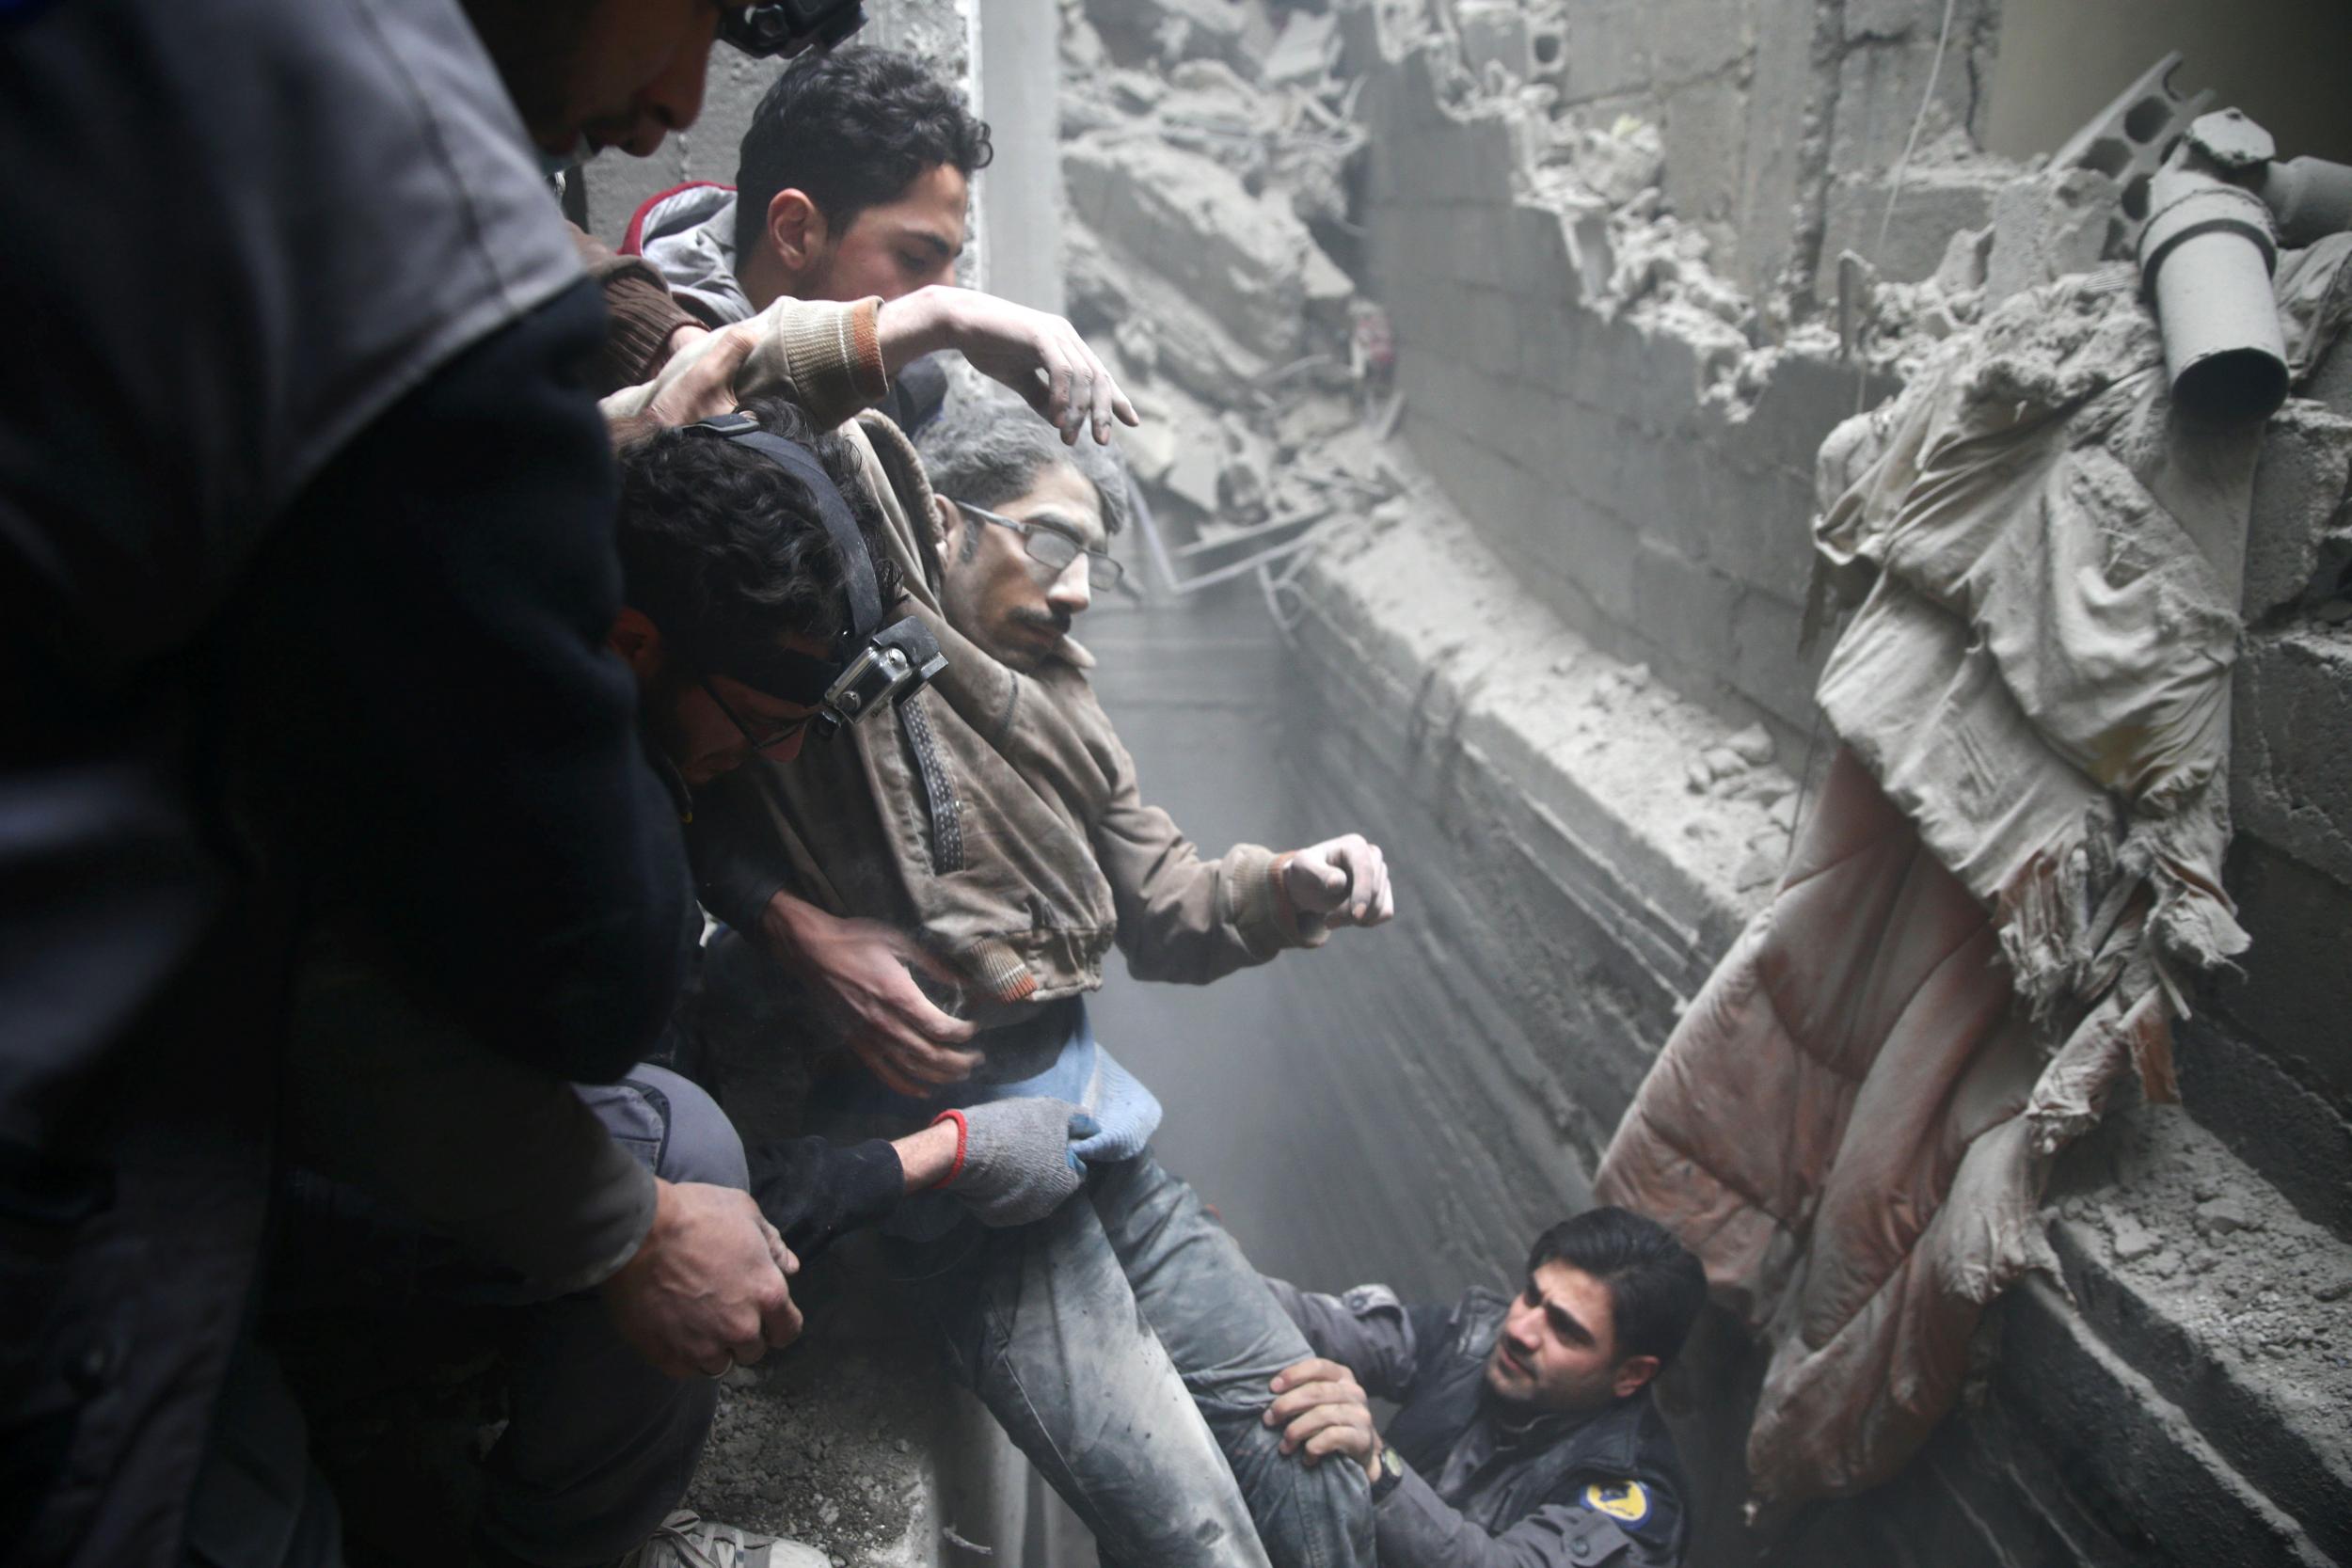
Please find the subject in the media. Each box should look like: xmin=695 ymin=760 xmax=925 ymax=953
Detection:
xmin=1597 ymin=238 xmax=2352 ymax=1511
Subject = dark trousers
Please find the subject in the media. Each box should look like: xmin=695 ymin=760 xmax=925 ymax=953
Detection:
xmin=188 ymin=1067 xmax=747 ymax=1568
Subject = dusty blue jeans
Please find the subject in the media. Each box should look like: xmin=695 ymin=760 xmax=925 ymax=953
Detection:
xmin=886 ymin=1151 xmax=1373 ymax=1568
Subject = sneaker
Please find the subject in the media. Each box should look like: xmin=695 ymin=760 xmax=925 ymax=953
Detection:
xmin=617 ymin=1511 xmax=829 ymax=1568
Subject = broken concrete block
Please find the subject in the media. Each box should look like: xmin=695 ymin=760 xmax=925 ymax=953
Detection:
xmin=2230 ymin=628 xmax=2352 ymax=891
xmin=1083 ymin=0 xmax=1253 ymax=77
xmin=1578 ymin=119 xmax=1665 ymax=208
xmin=1162 ymin=436 xmax=1225 ymax=515
xmin=1216 ymin=414 xmax=1275 ymax=521
xmin=1454 ymin=0 xmax=1530 ymax=86
xmin=1063 ymin=214 xmax=1276 ymax=404
xmin=1985 ymin=165 xmax=2122 ymax=307
xmin=2244 ymin=402 xmax=2352 ymax=620
xmin=1262 ymin=9 xmax=1338 ymax=87
xmin=1816 ymin=161 xmax=2012 ymax=297
xmin=1065 ymin=137 xmax=1314 ymax=357
xmin=1932 ymin=226 xmax=1991 ymax=295
xmin=1274 ymin=394 xmax=1359 ymax=456
xmin=1108 ymin=69 xmax=1167 ymax=113
xmin=2194 ymin=1196 xmax=2260 ymax=1238
xmin=2108 ymin=1211 xmax=2163 ymax=1263
xmin=1701 ymin=746 xmax=1745 ymax=781
xmin=1121 ymin=418 xmax=1181 ymax=487
xmin=1725 ymin=723 xmax=1775 ymax=767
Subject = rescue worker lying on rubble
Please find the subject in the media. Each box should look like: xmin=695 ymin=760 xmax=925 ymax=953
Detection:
xmin=272 ymin=401 xmax=1094 ymax=1568
xmin=678 ymin=372 xmax=1397 ymax=1568
xmin=1263 ymin=1206 xmax=1706 ymax=1568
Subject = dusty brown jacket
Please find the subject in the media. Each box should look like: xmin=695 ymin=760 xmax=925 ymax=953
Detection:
xmin=693 ymin=414 xmax=1315 ymax=1069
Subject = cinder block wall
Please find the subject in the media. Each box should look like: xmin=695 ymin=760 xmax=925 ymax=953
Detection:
xmin=1349 ymin=32 xmax=1870 ymax=760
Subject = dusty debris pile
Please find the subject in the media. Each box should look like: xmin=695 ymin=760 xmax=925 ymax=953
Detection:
xmin=1058 ymin=0 xmax=1406 ymax=581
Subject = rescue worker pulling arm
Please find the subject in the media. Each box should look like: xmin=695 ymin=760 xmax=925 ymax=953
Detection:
xmin=1263 ymin=1208 xmax=1708 ymax=1568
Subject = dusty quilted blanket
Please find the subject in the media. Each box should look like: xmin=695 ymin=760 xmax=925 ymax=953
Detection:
xmin=1597 ymin=239 xmax=2352 ymax=1510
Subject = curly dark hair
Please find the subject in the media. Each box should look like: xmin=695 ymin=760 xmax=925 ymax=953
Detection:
xmin=733 ymin=46 xmax=993 ymax=261
xmin=1527 ymin=1207 xmax=1708 ymax=1372
xmin=614 ymin=397 xmax=900 ymax=688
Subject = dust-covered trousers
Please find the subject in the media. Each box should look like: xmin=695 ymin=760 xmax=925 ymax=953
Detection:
xmin=884 ymin=1150 xmax=1375 ymax=1568
xmin=191 ymin=1065 xmax=744 ymax=1568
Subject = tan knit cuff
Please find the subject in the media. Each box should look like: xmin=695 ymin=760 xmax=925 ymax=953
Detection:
xmin=849 ymin=296 xmax=888 ymax=404
xmin=1225 ymin=843 xmax=1321 ymax=956
xmin=961 ymin=938 xmax=1039 ymax=1005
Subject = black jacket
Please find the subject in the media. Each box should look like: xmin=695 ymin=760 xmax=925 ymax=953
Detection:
xmin=1273 ymin=1282 xmax=1690 ymax=1568
xmin=1 ymin=4 xmax=684 ymax=1560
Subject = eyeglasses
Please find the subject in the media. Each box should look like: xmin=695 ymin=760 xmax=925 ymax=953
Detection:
xmin=698 ymin=673 xmax=812 ymax=752
xmin=950 ymin=500 xmax=1124 ymax=590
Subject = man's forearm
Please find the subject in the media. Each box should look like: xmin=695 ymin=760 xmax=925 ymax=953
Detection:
xmin=892 ymin=1120 xmax=960 ymax=1191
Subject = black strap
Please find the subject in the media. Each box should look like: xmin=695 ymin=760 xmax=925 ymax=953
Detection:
xmin=897 ymin=694 xmax=964 ymax=873
xmin=691 ymin=415 xmax=882 ymax=639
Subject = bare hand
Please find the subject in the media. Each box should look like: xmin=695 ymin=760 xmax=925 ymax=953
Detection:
xmin=638 ymin=322 xmax=754 ymax=429
xmin=764 ymin=893 xmax=980 ymax=1096
xmin=601 ymin=1180 xmax=802 ymax=1379
xmin=1264 ymin=1357 xmax=1381 ymax=1479
xmin=879 ymin=286 xmax=1139 ymax=447
xmin=1281 ymin=834 xmax=1395 ymax=928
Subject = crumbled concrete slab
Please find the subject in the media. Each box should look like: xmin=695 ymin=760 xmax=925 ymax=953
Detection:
xmin=2244 ymin=401 xmax=2352 ymax=621
xmin=1064 ymin=136 xmax=1318 ymax=357
xmin=2049 ymin=1104 xmax=2352 ymax=1562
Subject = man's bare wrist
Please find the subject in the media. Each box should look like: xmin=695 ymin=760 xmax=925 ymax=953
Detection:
xmin=876 ymin=286 xmax=955 ymax=373
xmin=601 ymin=1177 xmax=678 ymax=1295
xmin=891 ymin=1120 xmax=961 ymax=1193
xmin=760 ymin=890 xmax=828 ymax=958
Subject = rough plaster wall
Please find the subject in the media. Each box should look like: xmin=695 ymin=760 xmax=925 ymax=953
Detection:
xmin=580 ymin=0 xmax=975 ymax=245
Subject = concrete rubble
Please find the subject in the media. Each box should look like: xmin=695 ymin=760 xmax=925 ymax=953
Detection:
xmin=1060 ymin=0 xmax=1403 ymax=567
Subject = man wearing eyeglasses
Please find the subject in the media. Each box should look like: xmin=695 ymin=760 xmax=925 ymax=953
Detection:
xmin=686 ymin=372 xmax=1397 ymax=1568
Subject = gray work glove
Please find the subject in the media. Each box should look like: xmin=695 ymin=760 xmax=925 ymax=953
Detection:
xmin=940 ymin=1098 xmax=1096 ymax=1227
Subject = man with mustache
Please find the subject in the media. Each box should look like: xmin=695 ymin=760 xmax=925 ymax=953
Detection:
xmin=685 ymin=373 xmax=1396 ymax=1568
xmin=1262 ymin=1207 xmax=1705 ymax=1568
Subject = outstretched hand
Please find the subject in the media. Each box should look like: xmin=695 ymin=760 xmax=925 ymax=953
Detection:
xmin=1280 ymin=834 xmax=1396 ymax=929
xmin=878 ymin=285 xmax=1139 ymax=446
xmin=761 ymin=891 xmax=979 ymax=1096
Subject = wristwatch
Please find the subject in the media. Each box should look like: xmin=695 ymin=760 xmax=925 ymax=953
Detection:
xmin=1369 ymin=1446 xmax=1406 ymax=1504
